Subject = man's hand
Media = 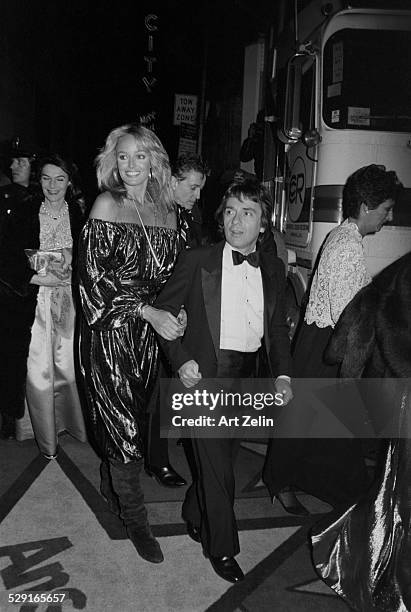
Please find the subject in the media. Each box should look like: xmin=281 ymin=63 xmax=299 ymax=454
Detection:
xmin=274 ymin=378 xmax=293 ymax=406
xmin=177 ymin=307 xmax=187 ymax=329
xmin=145 ymin=306 xmax=185 ymax=340
xmin=178 ymin=360 xmax=202 ymax=388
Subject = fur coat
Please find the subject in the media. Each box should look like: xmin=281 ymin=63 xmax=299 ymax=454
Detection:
xmin=325 ymin=251 xmax=411 ymax=378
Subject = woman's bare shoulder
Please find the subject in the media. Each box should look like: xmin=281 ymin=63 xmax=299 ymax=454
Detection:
xmin=88 ymin=192 xmax=120 ymax=221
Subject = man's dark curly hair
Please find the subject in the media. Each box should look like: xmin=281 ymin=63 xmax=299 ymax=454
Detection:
xmin=171 ymin=154 xmax=208 ymax=179
xmin=343 ymin=164 xmax=402 ymax=219
xmin=215 ymin=177 xmax=273 ymax=239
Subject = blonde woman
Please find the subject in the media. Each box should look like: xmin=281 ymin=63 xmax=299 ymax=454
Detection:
xmin=78 ymin=124 xmax=185 ymax=564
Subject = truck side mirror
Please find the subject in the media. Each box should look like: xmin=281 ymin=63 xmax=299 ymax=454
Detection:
xmin=283 ymin=52 xmax=316 ymax=143
xmin=283 ymin=54 xmax=305 ymax=141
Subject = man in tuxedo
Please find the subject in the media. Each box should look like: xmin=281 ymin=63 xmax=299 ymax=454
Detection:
xmin=155 ymin=178 xmax=293 ymax=583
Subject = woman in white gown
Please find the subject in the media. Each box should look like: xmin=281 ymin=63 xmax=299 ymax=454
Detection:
xmin=26 ymin=153 xmax=87 ymax=458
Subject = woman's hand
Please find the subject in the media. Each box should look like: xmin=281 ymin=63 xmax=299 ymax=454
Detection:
xmin=61 ymin=247 xmax=73 ymax=272
xmin=144 ymin=306 xmax=185 ymax=340
xmin=30 ymin=271 xmax=71 ymax=287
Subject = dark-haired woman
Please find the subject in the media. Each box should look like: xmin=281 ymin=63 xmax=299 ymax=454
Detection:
xmin=25 ymin=154 xmax=87 ymax=459
xmin=264 ymin=164 xmax=401 ymax=512
xmin=77 ymin=124 xmax=185 ymax=564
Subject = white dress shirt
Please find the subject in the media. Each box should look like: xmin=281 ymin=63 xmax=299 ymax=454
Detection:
xmin=220 ymin=242 xmax=264 ymax=352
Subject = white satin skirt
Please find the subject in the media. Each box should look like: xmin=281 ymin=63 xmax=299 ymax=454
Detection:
xmin=25 ymin=285 xmax=87 ymax=455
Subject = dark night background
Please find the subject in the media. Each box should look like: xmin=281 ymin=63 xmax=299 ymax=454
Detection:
xmin=2 ymin=0 xmax=410 ymax=204
xmin=1 ymin=0 xmax=282 ymax=206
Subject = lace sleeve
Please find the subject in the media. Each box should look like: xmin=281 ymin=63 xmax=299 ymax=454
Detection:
xmin=328 ymin=241 xmax=371 ymax=326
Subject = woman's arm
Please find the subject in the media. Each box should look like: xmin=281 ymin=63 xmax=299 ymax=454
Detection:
xmin=88 ymin=192 xmax=116 ymax=220
xmin=154 ymin=249 xmax=194 ymax=371
xmin=142 ymin=306 xmax=185 ymax=341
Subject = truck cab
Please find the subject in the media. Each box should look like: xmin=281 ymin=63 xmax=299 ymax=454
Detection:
xmin=242 ymin=0 xmax=411 ymax=337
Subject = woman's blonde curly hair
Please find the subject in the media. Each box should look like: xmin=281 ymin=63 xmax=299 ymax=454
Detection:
xmin=95 ymin=123 xmax=174 ymax=214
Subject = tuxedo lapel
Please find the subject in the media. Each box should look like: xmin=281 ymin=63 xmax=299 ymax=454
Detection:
xmin=201 ymin=242 xmax=224 ymax=358
xmin=260 ymin=252 xmax=277 ymax=355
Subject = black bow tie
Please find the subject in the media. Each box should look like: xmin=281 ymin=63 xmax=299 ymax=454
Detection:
xmin=232 ymin=250 xmax=260 ymax=268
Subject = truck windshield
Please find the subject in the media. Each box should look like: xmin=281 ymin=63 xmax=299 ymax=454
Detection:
xmin=323 ymin=28 xmax=411 ymax=132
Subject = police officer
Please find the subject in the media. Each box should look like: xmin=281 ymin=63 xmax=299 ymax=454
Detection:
xmin=0 ymin=138 xmax=40 ymax=439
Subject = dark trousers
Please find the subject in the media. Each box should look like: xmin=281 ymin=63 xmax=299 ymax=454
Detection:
xmin=146 ymin=404 xmax=169 ymax=467
xmin=182 ymin=349 xmax=257 ymax=557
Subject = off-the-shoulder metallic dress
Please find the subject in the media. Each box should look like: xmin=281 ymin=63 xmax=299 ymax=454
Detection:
xmin=77 ymin=219 xmax=182 ymax=463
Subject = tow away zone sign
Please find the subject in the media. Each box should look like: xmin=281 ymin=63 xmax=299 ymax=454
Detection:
xmin=174 ymin=94 xmax=198 ymax=126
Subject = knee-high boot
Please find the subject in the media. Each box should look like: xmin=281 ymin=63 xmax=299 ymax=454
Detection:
xmin=100 ymin=460 xmax=120 ymax=514
xmin=108 ymin=458 xmax=163 ymax=563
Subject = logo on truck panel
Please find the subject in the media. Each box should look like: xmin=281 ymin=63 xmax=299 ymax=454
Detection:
xmin=288 ymin=156 xmax=306 ymax=222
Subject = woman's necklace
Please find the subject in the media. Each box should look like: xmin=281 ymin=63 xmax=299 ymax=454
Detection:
xmin=41 ymin=200 xmax=69 ymax=221
xmin=126 ymin=196 xmax=161 ymax=267
xmin=126 ymin=196 xmax=158 ymax=225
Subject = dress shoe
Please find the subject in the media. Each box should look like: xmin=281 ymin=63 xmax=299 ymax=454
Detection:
xmin=41 ymin=452 xmax=58 ymax=461
xmin=41 ymin=446 xmax=59 ymax=461
xmin=0 ymin=429 xmax=16 ymax=440
xmin=275 ymin=489 xmax=309 ymax=516
xmin=186 ymin=521 xmax=201 ymax=543
xmin=210 ymin=556 xmax=244 ymax=583
xmin=145 ymin=464 xmax=187 ymax=488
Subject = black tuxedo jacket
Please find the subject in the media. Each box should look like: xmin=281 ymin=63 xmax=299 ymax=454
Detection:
xmin=155 ymin=240 xmax=292 ymax=379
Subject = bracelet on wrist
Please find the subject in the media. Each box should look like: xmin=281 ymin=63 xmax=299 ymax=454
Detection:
xmin=136 ymin=302 xmax=148 ymax=320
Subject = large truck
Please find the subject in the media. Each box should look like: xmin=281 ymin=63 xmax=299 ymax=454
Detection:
xmin=241 ymin=0 xmax=411 ymax=336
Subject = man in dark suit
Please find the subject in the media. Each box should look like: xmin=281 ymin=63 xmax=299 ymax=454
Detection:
xmin=171 ymin=153 xmax=208 ymax=248
xmin=155 ymin=178 xmax=293 ymax=583
xmin=144 ymin=154 xmax=208 ymax=488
